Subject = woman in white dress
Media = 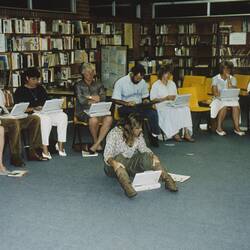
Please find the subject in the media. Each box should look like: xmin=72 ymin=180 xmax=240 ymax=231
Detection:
xmin=210 ymin=61 xmax=245 ymax=136
xmin=150 ymin=65 xmax=194 ymax=142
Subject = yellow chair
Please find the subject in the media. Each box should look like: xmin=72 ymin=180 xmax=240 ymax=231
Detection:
xmin=182 ymin=75 xmax=207 ymax=102
xmin=149 ymin=74 xmax=158 ymax=90
xmin=234 ymin=74 xmax=250 ymax=90
xmin=183 ymin=75 xmax=206 ymax=87
xmin=178 ymin=87 xmax=210 ymax=130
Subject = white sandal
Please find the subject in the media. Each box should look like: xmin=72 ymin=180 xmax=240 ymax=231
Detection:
xmin=55 ymin=143 xmax=67 ymax=157
xmin=216 ymin=129 xmax=226 ymax=136
xmin=234 ymin=130 xmax=245 ymax=136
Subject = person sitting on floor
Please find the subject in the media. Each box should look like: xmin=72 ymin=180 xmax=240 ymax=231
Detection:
xmin=103 ymin=113 xmax=178 ymax=198
xmin=14 ymin=68 xmax=68 ymax=159
xmin=0 ymin=89 xmax=43 ymax=167
xmin=150 ymin=64 xmax=194 ymax=142
xmin=0 ymin=125 xmax=9 ymax=175
xmin=75 ymin=63 xmax=113 ymax=155
xmin=210 ymin=61 xmax=245 ymax=136
xmin=112 ymin=64 xmax=160 ymax=147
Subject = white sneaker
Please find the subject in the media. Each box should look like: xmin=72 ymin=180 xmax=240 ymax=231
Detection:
xmin=42 ymin=152 xmax=52 ymax=160
xmin=55 ymin=143 xmax=67 ymax=157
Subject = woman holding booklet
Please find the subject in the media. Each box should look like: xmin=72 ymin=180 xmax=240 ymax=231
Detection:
xmin=150 ymin=65 xmax=194 ymax=142
xmin=210 ymin=61 xmax=245 ymax=136
xmin=14 ymin=68 xmax=68 ymax=159
xmin=103 ymin=113 xmax=177 ymax=198
xmin=75 ymin=63 xmax=113 ymax=156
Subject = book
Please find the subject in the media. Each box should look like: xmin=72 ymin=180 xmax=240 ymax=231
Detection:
xmin=0 ymin=55 xmax=9 ymax=70
xmin=0 ymin=34 xmax=6 ymax=52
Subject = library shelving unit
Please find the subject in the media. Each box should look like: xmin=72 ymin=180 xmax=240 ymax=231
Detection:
xmin=0 ymin=18 xmax=125 ymax=91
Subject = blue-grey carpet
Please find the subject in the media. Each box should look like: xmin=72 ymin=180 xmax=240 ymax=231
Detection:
xmin=1 ymin=125 xmax=250 ymax=250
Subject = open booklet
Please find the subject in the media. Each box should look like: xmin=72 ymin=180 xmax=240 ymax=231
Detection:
xmin=7 ymin=170 xmax=28 ymax=177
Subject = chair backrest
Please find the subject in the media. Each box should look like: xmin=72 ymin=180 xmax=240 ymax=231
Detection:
xmin=149 ymin=74 xmax=158 ymax=90
xmin=182 ymin=75 xmax=206 ymax=101
xmin=205 ymin=77 xmax=212 ymax=95
xmin=178 ymin=87 xmax=199 ymax=108
xmin=183 ymin=75 xmax=206 ymax=87
xmin=234 ymin=74 xmax=250 ymax=90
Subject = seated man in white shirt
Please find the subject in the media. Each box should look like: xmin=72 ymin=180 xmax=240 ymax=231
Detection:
xmin=112 ymin=64 xmax=160 ymax=147
xmin=210 ymin=61 xmax=244 ymax=136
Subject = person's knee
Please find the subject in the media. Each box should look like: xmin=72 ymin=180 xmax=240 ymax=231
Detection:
xmin=104 ymin=116 xmax=113 ymax=126
xmin=140 ymin=152 xmax=154 ymax=170
xmin=60 ymin=112 xmax=68 ymax=123
xmin=89 ymin=117 xmax=99 ymax=127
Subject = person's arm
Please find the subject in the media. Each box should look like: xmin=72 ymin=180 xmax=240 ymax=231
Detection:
xmin=137 ymin=133 xmax=153 ymax=154
xmin=98 ymin=83 xmax=106 ymax=102
xmin=112 ymin=81 xmax=135 ymax=106
xmin=228 ymin=76 xmax=237 ymax=89
xmin=212 ymin=77 xmax=220 ymax=97
xmin=75 ymin=83 xmax=90 ymax=106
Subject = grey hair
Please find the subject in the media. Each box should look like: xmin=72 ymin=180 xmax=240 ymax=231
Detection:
xmin=80 ymin=63 xmax=95 ymax=74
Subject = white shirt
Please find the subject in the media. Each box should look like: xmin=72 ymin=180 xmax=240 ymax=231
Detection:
xmin=150 ymin=80 xmax=177 ymax=100
xmin=212 ymin=74 xmax=237 ymax=92
xmin=104 ymin=127 xmax=152 ymax=165
xmin=112 ymin=74 xmax=149 ymax=104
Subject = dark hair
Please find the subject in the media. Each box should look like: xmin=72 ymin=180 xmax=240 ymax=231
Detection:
xmin=219 ymin=61 xmax=234 ymax=75
xmin=130 ymin=64 xmax=146 ymax=76
xmin=25 ymin=68 xmax=41 ymax=78
xmin=119 ymin=113 xmax=143 ymax=146
xmin=157 ymin=64 xmax=174 ymax=79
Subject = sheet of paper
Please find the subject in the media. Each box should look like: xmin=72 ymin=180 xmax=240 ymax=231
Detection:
xmin=169 ymin=173 xmax=191 ymax=183
xmin=229 ymin=32 xmax=246 ymax=45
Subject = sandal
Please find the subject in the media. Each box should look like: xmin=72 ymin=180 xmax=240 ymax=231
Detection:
xmin=173 ymin=134 xmax=182 ymax=142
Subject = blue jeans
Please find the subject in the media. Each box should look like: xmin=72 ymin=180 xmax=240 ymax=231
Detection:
xmin=118 ymin=106 xmax=160 ymax=135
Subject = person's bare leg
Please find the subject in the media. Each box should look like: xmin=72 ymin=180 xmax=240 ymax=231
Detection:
xmin=0 ymin=126 xmax=7 ymax=172
xmin=91 ymin=116 xmax=113 ymax=152
xmin=217 ymin=107 xmax=227 ymax=132
xmin=232 ymin=106 xmax=241 ymax=131
xmin=57 ymin=141 xmax=64 ymax=151
xmin=42 ymin=145 xmax=49 ymax=155
xmin=88 ymin=117 xmax=99 ymax=148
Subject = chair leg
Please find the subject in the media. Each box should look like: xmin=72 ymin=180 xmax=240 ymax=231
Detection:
xmin=72 ymin=124 xmax=77 ymax=148
xmin=77 ymin=124 xmax=83 ymax=145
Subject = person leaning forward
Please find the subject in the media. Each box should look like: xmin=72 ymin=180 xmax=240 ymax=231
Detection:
xmin=0 ymin=89 xmax=43 ymax=167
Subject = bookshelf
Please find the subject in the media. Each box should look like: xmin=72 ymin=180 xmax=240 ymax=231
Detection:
xmin=0 ymin=18 xmax=125 ymax=91
xmin=136 ymin=16 xmax=250 ymax=85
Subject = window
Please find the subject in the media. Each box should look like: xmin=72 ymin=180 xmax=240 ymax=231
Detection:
xmin=33 ymin=0 xmax=71 ymax=12
xmin=0 ymin=0 xmax=27 ymax=8
xmin=155 ymin=3 xmax=207 ymax=18
xmin=211 ymin=1 xmax=250 ymax=15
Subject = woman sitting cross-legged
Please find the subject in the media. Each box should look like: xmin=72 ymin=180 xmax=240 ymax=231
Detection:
xmin=75 ymin=63 xmax=113 ymax=155
xmin=0 ymin=125 xmax=9 ymax=175
xmin=14 ymin=68 xmax=68 ymax=159
xmin=150 ymin=64 xmax=194 ymax=142
xmin=210 ymin=61 xmax=245 ymax=136
xmin=103 ymin=113 xmax=178 ymax=198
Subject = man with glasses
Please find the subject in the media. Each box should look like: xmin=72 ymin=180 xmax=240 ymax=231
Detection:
xmin=112 ymin=64 xmax=160 ymax=147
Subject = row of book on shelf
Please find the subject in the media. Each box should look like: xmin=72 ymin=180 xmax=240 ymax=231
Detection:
xmin=154 ymin=23 xmax=219 ymax=35
xmin=0 ymin=34 xmax=122 ymax=52
xmin=0 ymin=50 xmax=96 ymax=70
xmin=0 ymin=18 xmax=124 ymax=35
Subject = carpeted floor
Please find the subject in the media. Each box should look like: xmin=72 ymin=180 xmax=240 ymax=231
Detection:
xmin=0 ymin=124 xmax=250 ymax=250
